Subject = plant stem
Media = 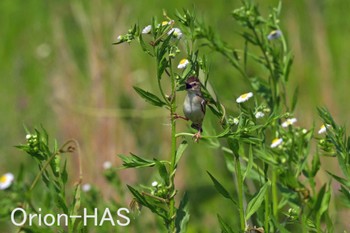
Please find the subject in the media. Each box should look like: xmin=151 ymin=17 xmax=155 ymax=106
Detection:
xmin=168 ymin=58 xmax=177 ymax=233
xmin=234 ymin=155 xmax=246 ymax=231
xmin=264 ymin=185 xmax=270 ymax=232
xmin=271 ymin=169 xmax=278 ymax=217
xmin=30 ymin=152 xmax=58 ymax=191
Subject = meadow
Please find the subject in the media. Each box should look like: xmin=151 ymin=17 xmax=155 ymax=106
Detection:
xmin=1 ymin=0 xmax=350 ymax=232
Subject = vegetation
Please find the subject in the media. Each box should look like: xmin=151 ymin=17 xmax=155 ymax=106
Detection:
xmin=0 ymin=0 xmax=350 ymax=232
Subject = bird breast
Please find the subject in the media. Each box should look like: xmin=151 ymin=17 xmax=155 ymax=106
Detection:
xmin=183 ymin=93 xmax=205 ymax=124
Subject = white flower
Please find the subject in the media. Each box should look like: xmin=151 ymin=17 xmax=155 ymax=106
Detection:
xmin=236 ymin=92 xmax=253 ymax=103
xmin=152 ymin=181 xmax=158 ymax=187
xmin=267 ymin=30 xmax=282 ymax=40
xmin=142 ymin=25 xmax=152 ymax=34
xmin=0 ymin=173 xmax=14 ymax=190
xmin=177 ymin=59 xmax=189 ymax=69
xmin=168 ymin=28 xmax=182 ymax=39
xmin=281 ymin=118 xmax=297 ymax=128
xmin=82 ymin=183 xmax=91 ymax=192
xmin=103 ymin=161 xmax=112 ymax=170
xmin=117 ymin=35 xmax=122 ymax=41
xmin=233 ymin=118 xmax=239 ymax=125
xmin=318 ymin=124 xmax=331 ymax=134
xmin=255 ymin=111 xmax=265 ymax=119
xmin=270 ymin=138 xmax=283 ymax=148
xmin=26 ymin=134 xmax=32 ymax=140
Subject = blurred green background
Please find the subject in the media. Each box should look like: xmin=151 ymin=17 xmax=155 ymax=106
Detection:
xmin=1 ymin=0 xmax=350 ymax=231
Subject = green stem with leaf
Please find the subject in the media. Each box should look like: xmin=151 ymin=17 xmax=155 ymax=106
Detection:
xmin=168 ymin=58 xmax=177 ymax=232
xmin=235 ymin=155 xmax=246 ymax=231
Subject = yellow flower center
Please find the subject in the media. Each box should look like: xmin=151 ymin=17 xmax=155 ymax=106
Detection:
xmin=161 ymin=21 xmax=168 ymax=26
xmin=180 ymin=59 xmax=188 ymax=65
xmin=272 ymin=138 xmax=280 ymax=144
xmin=241 ymin=93 xmax=249 ymax=99
xmin=0 ymin=175 xmax=7 ymax=183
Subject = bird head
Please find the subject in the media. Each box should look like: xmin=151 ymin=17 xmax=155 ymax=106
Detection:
xmin=185 ymin=76 xmax=201 ymax=92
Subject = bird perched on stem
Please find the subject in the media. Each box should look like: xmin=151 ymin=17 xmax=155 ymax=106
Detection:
xmin=176 ymin=76 xmax=206 ymax=142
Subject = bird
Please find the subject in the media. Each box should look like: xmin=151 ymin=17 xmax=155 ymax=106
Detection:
xmin=182 ymin=76 xmax=206 ymax=142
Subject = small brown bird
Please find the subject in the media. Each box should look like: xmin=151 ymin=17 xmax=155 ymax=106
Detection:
xmin=182 ymin=76 xmax=206 ymax=142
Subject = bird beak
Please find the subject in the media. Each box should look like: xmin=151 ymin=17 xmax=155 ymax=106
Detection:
xmin=186 ymin=83 xmax=192 ymax=90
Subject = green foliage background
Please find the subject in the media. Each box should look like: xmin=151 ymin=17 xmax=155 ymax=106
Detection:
xmin=1 ymin=0 xmax=350 ymax=232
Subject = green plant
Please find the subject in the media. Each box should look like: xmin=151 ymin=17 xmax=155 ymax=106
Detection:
xmin=2 ymin=1 xmax=349 ymax=233
xmin=115 ymin=1 xmax=349 ymax=233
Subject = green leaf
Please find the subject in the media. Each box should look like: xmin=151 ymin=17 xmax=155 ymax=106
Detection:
xmin=340 ymin=185 xmax=350 ymax=204
xmin=245 ymin=181 xmax=270 ymax=220
xmin=127 ymin=185 xmax=168 ymax=219
xmin=240 ymin=32 xmax=257 ymax=45
xmin=207 ymin=172 xmax=234 ymax=203
xmin=284 ymin=52 xmax=294 ymax=82
xmin=56 ymin=193 xmax=69 ymax=214
xmin=175 ymin=140 xmax=188 ymax=165
xmin=217 ymin=214 xmax=235 ymax=233
xmin=227 ymin=138 xmax=239 ymax=157
xmin=309 ymin=153 xmax=320 ymax=177
xmin=314 ymin=183 xmax=331 ymax=224
xmin=61 ymin=159 xmax=68 ymax=185
xmin=291 ymin=86 xmax=299 ymax=112
xmin=155 ymin=159 xmax=169 ymax=185
xmin=175 ymin=193 xmax=190 ymax=233
xmin=157 ymin=58 xmax=168 ymax=79
xmin=139 ymin=34 xmax=154 ymax=57
xmin=133 ymin=86 xmax=166 ymax=107
xmin=255 ymin=149 xmax=278 ymax=166
xmin=327 ymin=172 xmax=350 ymax=188
xmin=157 ymin=33 xmax=173 ymax=60
xmin=118 ymin=153 xmax=155 ymax=168
xmin=127 ymin=185 xmax=152 ymax=209
xmin=70 ymin=183 xmax=81 ymax=228
xmin=243 ymin=144 xmax=253 ymax=181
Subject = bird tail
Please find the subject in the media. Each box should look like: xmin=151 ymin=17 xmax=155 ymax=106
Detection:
xmin=191 ymin=123 xmax=203 ymax=132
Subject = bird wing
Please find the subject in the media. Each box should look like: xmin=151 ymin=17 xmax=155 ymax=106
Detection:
xmin=197 ymin=94 xmax=206 ymax=114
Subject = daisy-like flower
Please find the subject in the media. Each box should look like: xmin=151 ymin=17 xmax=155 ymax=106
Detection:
xmin=103 ymin=161 xmax=112 ymax=170
xmin=152 ymin=181 xmax=158 ymax=187
xmin=318 ymin=124 xmax=331 ymax=134
xmin=255 ymin=111 xmax=265 ymax=119
xmin=0 ymin=173 xmax=14 ymax=190
xmin=168 ymin=28 xmax=183 ymax=39
xmin=270 ymin=138 xmax=283 ymax=148
xmin=267 ymin=30 xmax=282 ymax=40
xmin=177 ymin=59 xmax=189 ymax=69
xmin=236 ymin=92 xmax=253 ymax=103
xmin=161 ymin=21 xmax=169 ymax=26
xmin=142 ymin=25 xmax=152 ymax=34
xmin=82 ymin=183 xmax=91 ymax=192
xmin=281 ymin=118 xmax=297 ymax=128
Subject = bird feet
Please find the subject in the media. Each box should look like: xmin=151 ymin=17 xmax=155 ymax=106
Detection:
xmin=172 ymin=113 xmax=188 ymax=121
xmin=193 ymin=131 xmax=202 ymax=143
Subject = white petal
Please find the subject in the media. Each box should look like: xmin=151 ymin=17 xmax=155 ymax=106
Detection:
xmin=142 ymin=25 xmax=152 ymax=34
xmin=0 ymin=173 xmax=14 ymax=190
xmin=270 ymin=138 xmax=283 ymax=148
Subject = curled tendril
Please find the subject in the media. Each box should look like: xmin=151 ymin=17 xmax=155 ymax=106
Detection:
xmin=59 ymin=140 xmax=77 ymax=153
